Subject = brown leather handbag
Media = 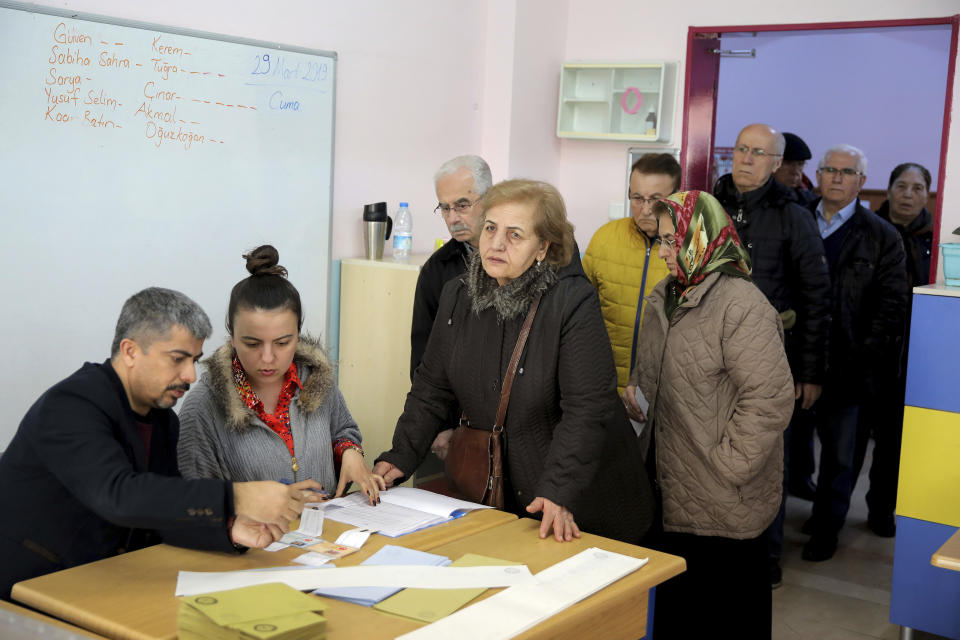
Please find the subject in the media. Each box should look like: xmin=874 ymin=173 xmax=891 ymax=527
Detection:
xmin=444 ymin=294 xmax=542 ymax=509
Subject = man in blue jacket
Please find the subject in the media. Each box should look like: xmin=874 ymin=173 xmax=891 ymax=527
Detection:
xmin=0 ymin=287 xmax=320 ymax=599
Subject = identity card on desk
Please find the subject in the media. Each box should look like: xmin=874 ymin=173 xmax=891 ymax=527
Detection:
xmin=322 ymin=487 xmax=492 ymax=537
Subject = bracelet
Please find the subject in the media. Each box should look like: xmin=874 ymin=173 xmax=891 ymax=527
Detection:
xmin=333 ymin=439 xmax=364 ymax=468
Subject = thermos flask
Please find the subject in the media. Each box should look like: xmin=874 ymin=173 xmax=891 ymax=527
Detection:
xmin=362 ymin=202 xmax=393 ymax=260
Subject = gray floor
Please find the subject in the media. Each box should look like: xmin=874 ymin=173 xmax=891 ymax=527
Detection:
xmin=772 ymin=443 xmax=948 ymax=640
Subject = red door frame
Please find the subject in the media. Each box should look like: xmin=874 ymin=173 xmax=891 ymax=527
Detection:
xmin=680 ymin=16 xmax=959 ymax=279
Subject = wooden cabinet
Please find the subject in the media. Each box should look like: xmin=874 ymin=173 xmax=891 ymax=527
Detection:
xmin=557 ymin=63 xmax=674 ymax=141
xmin=337 ymin=256 xmax=443 ymax=484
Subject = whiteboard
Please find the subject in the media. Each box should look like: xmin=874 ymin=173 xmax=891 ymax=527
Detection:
xmin=0 ymin=2 xmax=335 ymax=446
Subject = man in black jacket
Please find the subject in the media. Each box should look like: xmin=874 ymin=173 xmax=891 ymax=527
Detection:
xmin=714 ymin=123 xmax=832 ymax=585
xmin=802 ymin=145 xmax=908 ymax=561
xmin=410 ymin=155 xmax=492 ymax=459
xmin=0 ymin=288 xmax=319 ymax=599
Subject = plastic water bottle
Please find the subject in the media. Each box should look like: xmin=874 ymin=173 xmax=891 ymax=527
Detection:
xmin=393 ymin=202 xmax=412 ymax=260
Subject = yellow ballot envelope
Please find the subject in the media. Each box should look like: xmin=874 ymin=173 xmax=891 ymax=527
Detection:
xmin=178 ymin=582 xmax=327 ymax=640
xmin=373 ymin=553 xmax=521 ymax=623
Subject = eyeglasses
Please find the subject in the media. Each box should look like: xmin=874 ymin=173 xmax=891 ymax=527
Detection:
xmin=629 ymin=195 xmax=661 ymax=208
xmin=434 ymin=198 xmax=480 ymax=215
xmin=819 ymin=166 xmax=862 ymax=178
xmin=733 ymin=145 xmax=781 ymax=159
xmin=658 ymin=235 xmax=677 ymax=248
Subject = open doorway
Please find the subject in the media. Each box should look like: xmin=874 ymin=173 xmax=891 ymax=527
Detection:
xmin=680 ymin=17 xmax=958 ymax=279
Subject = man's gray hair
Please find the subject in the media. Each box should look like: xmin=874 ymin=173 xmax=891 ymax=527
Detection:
xmin=434 ymin=155 xmax=492 ymax=196
xmin=111 ymin=287 xmax=212 ymax=356
xmin=820 ymin=144 xmax=868 ymax=175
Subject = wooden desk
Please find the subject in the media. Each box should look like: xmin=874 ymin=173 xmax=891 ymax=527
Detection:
xmin=11 ymin=508 xmax=515 ymax=640
xmin=931 ymin=529 xmax=960 ymax=572
xmin=0 ymin=599 xmax=107 ymax=638
xmin=426 ymin=518 xmax=686 ymax=640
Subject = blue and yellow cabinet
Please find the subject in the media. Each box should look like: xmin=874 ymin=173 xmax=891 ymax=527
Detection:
xmin=891 ymin=285 xmax=960 ymax=638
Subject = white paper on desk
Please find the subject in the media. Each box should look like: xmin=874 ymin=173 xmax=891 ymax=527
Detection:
xmin=297 ymin=505 xmax=325 ymax=536
xmin=323 ymin=487 xmax=491 ymax=537
xmin=397 ymin=547 xmax=647 ymax=640
xmin=371 ymin=486 xmax=492 ymax=517
xmin=292 ymin=551 xmax=333 ymax=566
xmin=175 ymin=564 xmax=532 ymax=597
xmin=335 ymin=527 xmax=374 ymax=548
xmin=313 ymin=544 xmax=449 ymax=606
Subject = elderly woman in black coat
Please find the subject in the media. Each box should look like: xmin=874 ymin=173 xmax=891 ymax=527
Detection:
xmin=374 ymin=179 xmax=654 ymax=543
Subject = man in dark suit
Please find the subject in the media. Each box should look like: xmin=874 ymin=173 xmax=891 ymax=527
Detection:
xmin=0 ymin=287 xmax=319 ymax=599
xmin=802 ymin=145 xmax=909 ymax=561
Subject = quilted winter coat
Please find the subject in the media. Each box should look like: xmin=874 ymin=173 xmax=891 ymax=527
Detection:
xmin=629 ymin=272 xmax=794 ymax=538
xmin=583 ymin=217 xmax=671 ymax=394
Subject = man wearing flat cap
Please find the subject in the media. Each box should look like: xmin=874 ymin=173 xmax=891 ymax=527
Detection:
xmin=774 ymin=132 xmax=817 ymax=206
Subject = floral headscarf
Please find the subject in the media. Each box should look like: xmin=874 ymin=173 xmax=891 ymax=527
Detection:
xmin=660 ymin=190 xmax=752 ymax=319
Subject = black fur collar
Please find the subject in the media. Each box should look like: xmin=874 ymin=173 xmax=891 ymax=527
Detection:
xmin=465 ymin=251 xmax=557 ymax=320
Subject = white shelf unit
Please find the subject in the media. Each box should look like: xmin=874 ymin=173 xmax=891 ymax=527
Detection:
xmin=557 ymin=63 xmax=671 ymax=142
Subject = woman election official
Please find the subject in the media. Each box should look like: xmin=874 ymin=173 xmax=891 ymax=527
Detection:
xmin=374 ymin=179 xmax=654 ymax=544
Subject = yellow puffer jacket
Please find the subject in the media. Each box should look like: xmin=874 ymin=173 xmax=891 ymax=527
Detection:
xmin=583 ymin=217 xmax=671 ymax=393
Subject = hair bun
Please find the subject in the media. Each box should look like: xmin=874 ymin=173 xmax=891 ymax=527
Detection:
xmin=243 ymin=245 xmax=288 ymax=277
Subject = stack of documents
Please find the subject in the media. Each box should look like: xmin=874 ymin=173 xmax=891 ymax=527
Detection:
xmin=322 ymin=487 xmax=490 ymax=537
xmin=397 ymin=547 xmax=648 ymax=640
xmin=178 ymin=583 xmax=327 ymax=640
xmin=374 ymin=554 xmax=521 ymax=623
xmin=312 ymin=544 xmax=450 ymax=606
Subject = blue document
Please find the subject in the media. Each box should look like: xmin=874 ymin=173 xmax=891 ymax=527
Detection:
xmin=312 ymin=545 xmax=451 ymax=606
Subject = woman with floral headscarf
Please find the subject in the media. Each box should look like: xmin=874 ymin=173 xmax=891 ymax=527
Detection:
xmin=625 ymin=191 xmax=794 ymax=639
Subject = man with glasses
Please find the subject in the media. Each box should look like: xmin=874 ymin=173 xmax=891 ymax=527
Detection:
xmin=801 ymin=144 xmax=908 ymax=561
xmin=713 ymin=123 xmax=831 ymax=586
xmin=409 ymin=155 xmax=492 ymax=460
xmin=583 ymin=154 xmax=678 ymax=405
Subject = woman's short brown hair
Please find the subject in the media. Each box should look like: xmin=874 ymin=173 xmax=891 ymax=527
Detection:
xmin=480 ymin=179 xmax=575 ymax=266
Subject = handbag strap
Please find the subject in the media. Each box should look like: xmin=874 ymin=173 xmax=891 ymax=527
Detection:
xmin=493 ymin=292 xmax=543 ymax=431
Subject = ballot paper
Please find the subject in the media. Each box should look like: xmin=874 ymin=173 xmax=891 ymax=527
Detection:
xmin=175 ymin=564 xmax=532 ymax=597
xmin=312 ymin=545 xmax=450 ymax=606
xmin=297 ymin=505 xmax=325 ymax=536
xmin=397 ymin=547 xmax=648 ymax=640
xmin=629 ymin=386 xmax=650 ymax=437
xmin=334 ymin=528 xmax=373 ymax=548
xmin=322 ymin=487 xmax=490 ymax=537
xmin=292 ymin=552 xmax=332 ymax=567
xmin=374 ymin=554 xmax=522 ymax=623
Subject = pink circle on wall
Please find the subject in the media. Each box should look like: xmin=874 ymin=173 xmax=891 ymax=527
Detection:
xmin=621 ymin=87 xmax=642 ymax=114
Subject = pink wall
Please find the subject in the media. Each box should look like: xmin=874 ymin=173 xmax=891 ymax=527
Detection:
xmin=23 ymin=0 xmax=960 ymax=264
xmin=714 ymin=26 xmax=951 ymax=192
